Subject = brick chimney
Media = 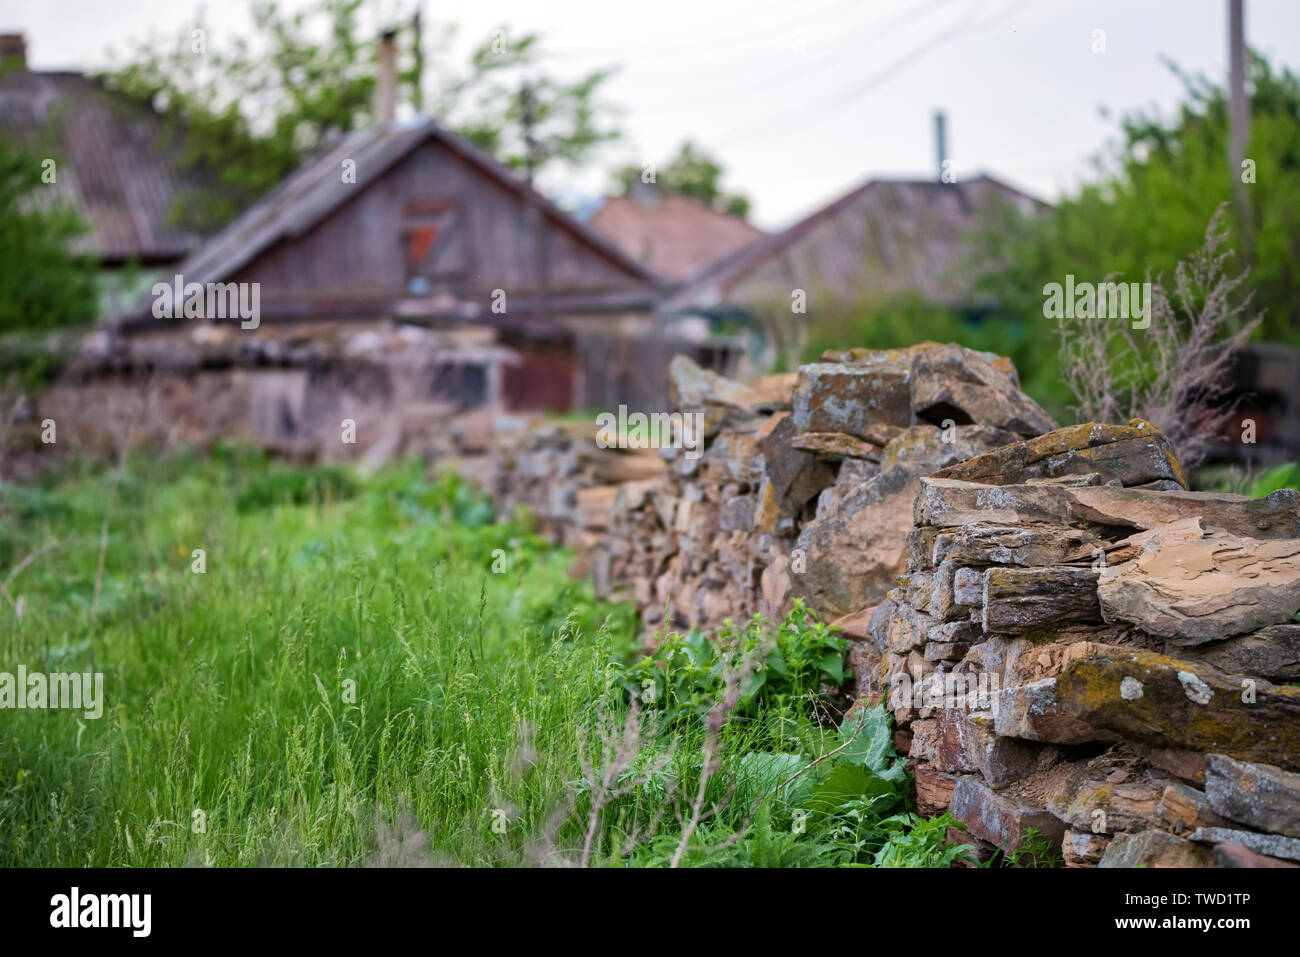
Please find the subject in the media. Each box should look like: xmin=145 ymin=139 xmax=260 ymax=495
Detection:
xmin=0 ymin=33 xmax=27 ymax=68
xmin=374 ymin=29 xmax=397 ymax=128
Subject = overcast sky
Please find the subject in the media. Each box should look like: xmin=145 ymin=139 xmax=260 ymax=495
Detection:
xmin=4 ymin=0 xmax=1298 ymax=229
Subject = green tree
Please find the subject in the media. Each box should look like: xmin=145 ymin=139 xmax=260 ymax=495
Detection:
xmin=614 ymin=141 xmax=752 ymax=217
xmin=0 ymin=142 xmax=98 ymax=331
xmin=437 ymin=27 xmax=621 ymax=181
xmin=103 ymin=1 xmax=623 ymax=231
xmin=977 ymin=51 xmax=1300 ymax=345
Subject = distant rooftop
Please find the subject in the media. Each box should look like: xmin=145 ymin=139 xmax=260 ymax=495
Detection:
xmin=0 ymin=33 xmax=217 ymax=265
xmin=669 ymin=174 xmax=1048 ymax=313
xmin=590 ymin=187 xmax=763 ymax=284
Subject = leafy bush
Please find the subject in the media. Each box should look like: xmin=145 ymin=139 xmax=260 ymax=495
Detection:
xmin=1249 ymin=462 xmax=1300 ymax=498
xmin=615 ymin=599 xmax=849 ymax=724
xmin=235 ymin=464 xmax=359 ymax=512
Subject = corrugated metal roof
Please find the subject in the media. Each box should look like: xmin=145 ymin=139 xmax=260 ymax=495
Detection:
xmin=668 ymin=174 xmax=1047 ymax=312
xmin=0 ymin=69 xmax=214 ymax=263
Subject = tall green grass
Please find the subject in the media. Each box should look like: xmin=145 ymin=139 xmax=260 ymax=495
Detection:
xmin=1 ymin=447 xmax=977 ymax=867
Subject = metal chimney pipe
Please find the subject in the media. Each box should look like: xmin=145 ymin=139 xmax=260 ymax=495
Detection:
xmin=934 ymin=110 xmax=948 ymax=183
xmin=375 ymin=29 xmax=398 ymax=128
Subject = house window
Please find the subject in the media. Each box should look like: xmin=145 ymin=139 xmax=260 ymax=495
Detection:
xmin=401 ymin=198 xmax=469 ymax=295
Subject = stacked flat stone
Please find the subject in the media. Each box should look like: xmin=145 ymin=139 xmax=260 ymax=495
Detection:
xmin=863 ymin=421 xmax=1300 ymax=867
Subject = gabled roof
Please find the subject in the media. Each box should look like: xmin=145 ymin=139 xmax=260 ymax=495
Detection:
xmin=134 ymin=117 xmax=664 ymax=307
xmin=0 ymin=68 xmax=216 ymax=264
xmin=589 ymin=190 xmax=763 ymax=283
xmin=668 ymin=174 xmax=1047 ymax=313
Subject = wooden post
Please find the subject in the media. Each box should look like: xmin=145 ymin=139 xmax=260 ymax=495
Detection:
xmin=1228 ymin=0 xmax=1252 ymax=266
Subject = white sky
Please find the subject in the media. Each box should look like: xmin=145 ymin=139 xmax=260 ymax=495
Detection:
xmin=4 ymin=0 xmax=1298 ymax=230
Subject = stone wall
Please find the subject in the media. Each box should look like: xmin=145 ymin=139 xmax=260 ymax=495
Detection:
xmin=867 ymin=428 xmax=1300 ymax=867
xmin=486 ymin=343 xmax=1300 ymax=867
xmin=590 ymin=342 xmax=1054 ymax=632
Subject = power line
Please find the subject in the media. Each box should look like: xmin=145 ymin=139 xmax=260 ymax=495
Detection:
xmin=711 ymin=0 xmax=1030 ymax=149
xmin=543 ymin=0 xmax=866 ymax=60
xmin=609 ymin=0 xmax=966 ymax=113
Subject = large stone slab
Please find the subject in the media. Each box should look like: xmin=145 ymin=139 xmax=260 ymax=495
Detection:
xmin=1047 ymin=773 xmax=1164 ymax=834
xmin=792 ymin=463 xmax=919 ymax=619
xmin=930 ymin=419 xmax=1185 ymax=488
xmin=1205 ymin=754 xmax=1300 ymax=838
xmin=1173 ymin=625 xmax=1300 ymax=682
xmin=793 ymin=428 xmax=1009 ymax=619
xmin=1187 ymin=827 xmax=1300 ymax=862
xmin=791 ymin=362 xmax=912 ymax=436
xmin=951 ymin=776 xmax=1066 ymax=852
xmin=916 ymin=478 xmax=1300 ymax=540
xmin=1099 ymin=532 xmax=1300 ymax=643
xmin=1098 ymin=829 xmax=1213 ymax=868
xmin=909 ymin=342 xmax=1057 ymax=436
xmin=1068 ymin=485 xmax=1300 ymax=540
xmin=981 ymin=566 xmax=1102 ymax=635
xmin=915 ymin=478 xmax=1077 ymax=528
xmin=1049 ymin=644 xmax=1300 ymax=770
xmin=934 ymin=523 xmax=1100 ymax=568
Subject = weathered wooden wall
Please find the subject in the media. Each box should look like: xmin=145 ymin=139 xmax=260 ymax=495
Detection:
xmin=233 ymin=141 xmax=651 ymax=312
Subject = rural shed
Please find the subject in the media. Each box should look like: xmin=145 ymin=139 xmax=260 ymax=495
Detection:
xmin=114 ymin=115 xmax=713 ymax=415
xmin=668 ymin=174 xmax=1045 ymax=319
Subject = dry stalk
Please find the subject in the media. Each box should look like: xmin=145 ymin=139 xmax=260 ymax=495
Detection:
xmin=1057 ymin=206 xmax=1260 ymax=470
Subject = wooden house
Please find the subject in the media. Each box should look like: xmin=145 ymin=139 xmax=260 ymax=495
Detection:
xmin=114 ymin=113 xmax=695 ymax=415
xmin=0 ymin=33 xmax=218 ymax=314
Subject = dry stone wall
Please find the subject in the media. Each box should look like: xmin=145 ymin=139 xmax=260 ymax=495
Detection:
xmin=588 ymin=342 xmax=1051 ymax=632
xmin=870 ymin=427 xmax=1300 ymax=866
xmin=486 ymin=343 xmax=1300 ymax=867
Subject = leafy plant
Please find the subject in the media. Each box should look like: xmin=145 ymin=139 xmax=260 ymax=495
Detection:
xmin=976 ymin=51 xmax=1300 ymax=347
xmin=1248 ymin=462 xmax=1300 ymax=498
xmin=870 ymin=813 xmax=979 ymax=868
xmin=615 ymin=599 xmax=850 ymax=725
xmin=0 ymin=142 xmax=98 ymax=331
xmin=995 ymin=827 xmax=1063 ymax=868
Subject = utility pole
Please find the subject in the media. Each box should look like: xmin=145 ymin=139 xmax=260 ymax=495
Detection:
xmin=1228 ymin=0 xmax=1253 ymax=266
xmin=410 ymin=5 xmax=424 ymax=114
xmin=520 ymin=82 xmax=539 ymax=188
xmin=520 ymin=82 xmax=550 ymax=327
